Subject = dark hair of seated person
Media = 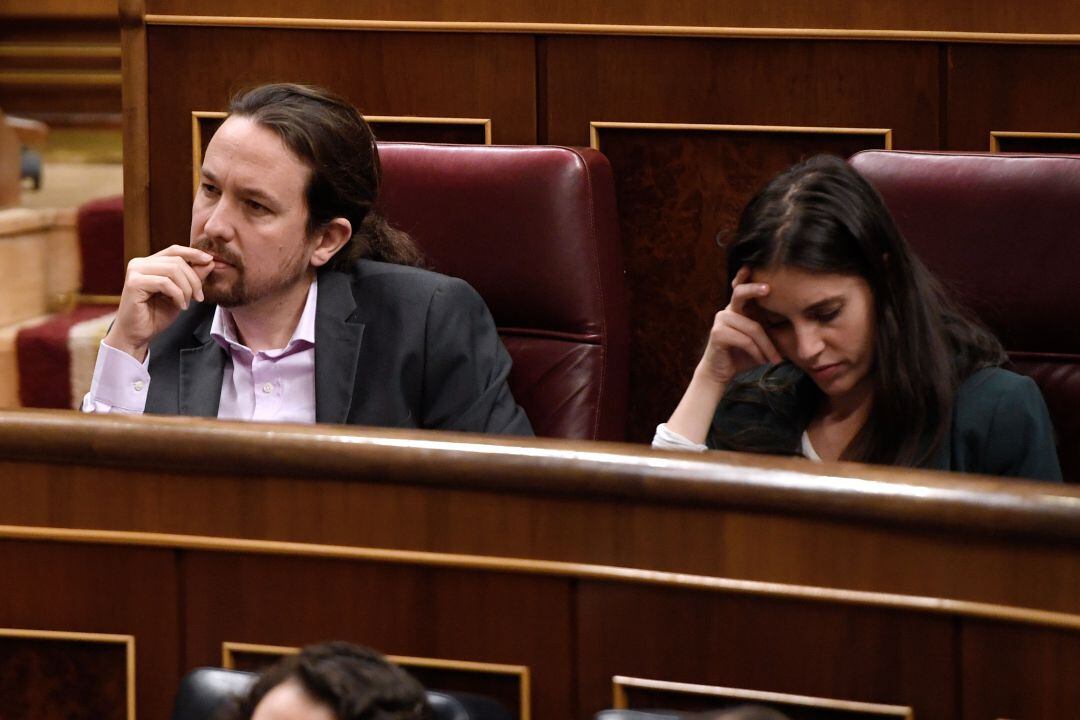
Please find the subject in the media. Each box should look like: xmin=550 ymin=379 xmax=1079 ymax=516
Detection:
xmin=699 ymin=704 xmax=793 ymax=720
xmin=227 ymin=641 xmax=432 ymax=720
xmin=228 ymin=83 xmax=424 ymax=271
xmin=714 ymin=154 xmax=1007 ymax=467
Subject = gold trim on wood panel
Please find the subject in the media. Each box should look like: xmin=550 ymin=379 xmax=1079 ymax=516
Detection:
xmin=223 ymin=642 xmax=531 ymax=720
xmin=0 ymin=43 xmax=121 ymax=58
xmin=222 ymin=641 xmax=298 ymax=667
xmin=0 ymin=71 xmax=122 ymax=86
xmin=989 ymin=130 xmax=1080 ymax=152
xmin=368 ymin=115 xmax=493 ymax=145
xmin=76 ymin=294 xmax=122 ymax=305
xmin=192 ymin=110 xmax=493 ymax=193
xmin=612 ymin=676 xmax=913 ymax=718
xmin=590 ymin=121 xmax=893 ymax=150
xmin=141 ymin=15 xmax=1080 ymax=45
xmin=0 ymin=627 xmax=136 ymax=720
xmin=190 ymin=110 xmax=226 ymax=195
xmin=3 ymin=524 xmax=1080 ymax=633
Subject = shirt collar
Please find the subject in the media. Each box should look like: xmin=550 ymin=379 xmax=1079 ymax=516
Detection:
xmin=210 ymin=275 xmax=318 ymax=356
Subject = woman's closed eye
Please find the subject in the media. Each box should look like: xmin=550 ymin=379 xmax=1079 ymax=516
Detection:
xmin=812 ymin=306 xmax=841 ymax=323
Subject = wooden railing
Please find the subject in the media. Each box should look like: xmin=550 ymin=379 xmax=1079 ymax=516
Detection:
xmin=1 ymin=409 xmax=1078 ymax=719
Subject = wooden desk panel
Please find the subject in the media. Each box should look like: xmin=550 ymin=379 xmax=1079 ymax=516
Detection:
xmin=1 ymin=410 xmax=1079 ymax=719
xmin=0 ymin=540 xmax=178 ymax=720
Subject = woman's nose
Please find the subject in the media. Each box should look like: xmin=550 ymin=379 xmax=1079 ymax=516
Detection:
xmin=795 ymin=324 xmax=825 ymax=362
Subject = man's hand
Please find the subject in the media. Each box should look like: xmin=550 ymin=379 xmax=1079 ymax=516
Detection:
xmin=104 ymin=245 xmax=214 ymax=362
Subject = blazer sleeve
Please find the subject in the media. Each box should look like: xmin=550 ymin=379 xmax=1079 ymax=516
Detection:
xmin=419 ymin=276 xmax=534 ymax=436
xmin=960 ymin=371 xmax=1063 ymax=482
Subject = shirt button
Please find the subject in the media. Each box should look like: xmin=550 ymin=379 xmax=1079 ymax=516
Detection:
xmin=133 ymin=380 xmax=144 ymax=392
xmin=262 ymin=382 xmax=274 ymax=394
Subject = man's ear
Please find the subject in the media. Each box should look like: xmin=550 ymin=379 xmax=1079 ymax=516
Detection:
xmin=308 ymin=218 xmax=353 ymax=268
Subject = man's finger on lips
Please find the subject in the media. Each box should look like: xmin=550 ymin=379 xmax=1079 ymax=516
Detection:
xmin=142 ymin=275 xmax=189 ymax=310
xmin=161 ymin=245 xmax=213 ymax=263
xmin=161 ymin=262 xmax=195 ymax=304
xmin=172 ymin=258 xmax=204 ymax=302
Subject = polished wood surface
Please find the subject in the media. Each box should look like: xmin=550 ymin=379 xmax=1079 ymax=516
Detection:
xmin=0 ymin=411 xmax=1078 ymax=719
xmin=140 ymin=1 xmax=1080 ymax=36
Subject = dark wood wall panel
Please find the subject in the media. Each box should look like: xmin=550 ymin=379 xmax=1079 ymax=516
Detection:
xmin=960 ymin=619 xmax=1080 ymax=720
xmin=0 ymin=540 xmax=180 ymax=720
xmin=541 ymin=37 xmax=942 ymax=438
xmin=575 ymin=581 xmax=956 ymax=719
xmin=543 ymin=37 xmax=939 ymax=148
xmin=0 ymin=18 xmax=121 ymax=124
xmin=142 ymin=1 xmax=1080 ymax=34
xmin=594 ymin=127 xmax=889 ymax=441
xmin=947 ymin=45 xmax=1080 ymax=150
xmin=181 ymin=552 xmax=575 ymax=720
xmin=0 ymin=636 xmax=127 ymax=720
xmin=993 ymin=133 xmax=1080 ymax=154
xmin=146 ymin=26 xmax=536 ymax=252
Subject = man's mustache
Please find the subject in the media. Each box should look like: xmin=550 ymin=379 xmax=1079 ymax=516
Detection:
xmin=191 ymin=237 xmax=244 ymax=269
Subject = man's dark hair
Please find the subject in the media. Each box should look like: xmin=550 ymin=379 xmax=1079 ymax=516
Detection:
xmin=231 ymin=641 xmax=432 ymax=720
xmin=228 ymin=83 xmax=424 ymax=270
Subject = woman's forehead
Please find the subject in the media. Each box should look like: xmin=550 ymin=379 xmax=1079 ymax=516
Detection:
xmin=749 ymin=265 xmax=870 ymax=312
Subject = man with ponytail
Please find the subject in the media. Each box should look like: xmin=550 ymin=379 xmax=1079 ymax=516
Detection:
xmin=83 ymin=83 xmax=532 ymax=434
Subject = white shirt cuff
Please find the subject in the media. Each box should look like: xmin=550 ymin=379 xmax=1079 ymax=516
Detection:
xmin=652 ymin=423 xmax=708 ymax=452
xmin=82 ymin=341 xmax=151 ymax=413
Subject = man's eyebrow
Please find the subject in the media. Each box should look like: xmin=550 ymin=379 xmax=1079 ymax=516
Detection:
xmin=199 ymin=169 xmax=280 ymax=205
xmin=236 ymin=185 xmax=280 ymax=206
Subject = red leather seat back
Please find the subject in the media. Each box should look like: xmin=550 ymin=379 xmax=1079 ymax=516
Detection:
xmin=850 ymin=150 xmax=1080 ymax=481
xmin=377 ymin=143 xmax=629 ymax=440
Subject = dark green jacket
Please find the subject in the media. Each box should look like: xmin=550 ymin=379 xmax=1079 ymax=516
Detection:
xmin=708 ymin=365 xmax=1062 ymax=482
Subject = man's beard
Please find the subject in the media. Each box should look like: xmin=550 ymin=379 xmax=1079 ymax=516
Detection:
xmin=191 ymin=237 xmax=311 ymax=308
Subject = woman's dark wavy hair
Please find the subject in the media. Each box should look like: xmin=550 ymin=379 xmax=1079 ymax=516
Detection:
xmin=228 ymin=641 xmax=431 ymax=720
xmin=228 ymin=83 xmax=424 ymax=269
xmin=718 ymin=154 xmax=1005 ymax=466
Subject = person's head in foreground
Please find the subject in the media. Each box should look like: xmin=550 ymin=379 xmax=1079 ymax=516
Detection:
xmin=193 ymin=82 xmax=421 ymax=309
xmin=665 ymin=153 xmax=1060 ymax=480
xmin=700 ymin=705 xmax=792 ymax=720
xmin=231 ymin=642 xmax=431 ymax=720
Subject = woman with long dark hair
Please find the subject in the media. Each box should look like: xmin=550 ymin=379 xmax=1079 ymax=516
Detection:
xmin=655 ymin=154 xmax=1061 ymax=481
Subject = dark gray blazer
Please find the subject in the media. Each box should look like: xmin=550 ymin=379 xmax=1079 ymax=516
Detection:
xmin=145 ymin=260 xmax=533 ymax=435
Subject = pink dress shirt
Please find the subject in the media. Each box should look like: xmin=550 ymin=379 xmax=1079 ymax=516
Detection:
xmin=82 ymin=277 xmax=319 ymax=423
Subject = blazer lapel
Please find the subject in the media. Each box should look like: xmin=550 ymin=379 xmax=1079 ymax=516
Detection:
xmin=314 ymin=270 xmax=365 ymax=424
xmin=178 ymin=314 xmax=225 ymax=417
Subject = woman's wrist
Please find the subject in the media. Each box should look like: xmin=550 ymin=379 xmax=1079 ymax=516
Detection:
xmin=666 ymin=366 xmax=727 ymax=445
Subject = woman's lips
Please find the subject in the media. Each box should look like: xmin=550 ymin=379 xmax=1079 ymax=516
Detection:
xmin=811 ymin=362 xmax=843 ymax=381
